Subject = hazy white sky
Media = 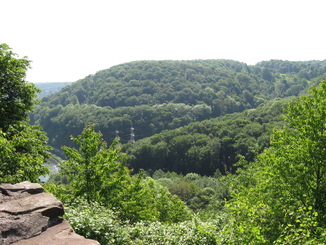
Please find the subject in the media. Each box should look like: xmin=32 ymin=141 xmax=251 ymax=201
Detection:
xmin=2 ymin=0 xmax=325 ymax=83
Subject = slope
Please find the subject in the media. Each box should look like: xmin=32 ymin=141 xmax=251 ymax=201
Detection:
xmin=31 ymin=59 xmax=318 ymax=149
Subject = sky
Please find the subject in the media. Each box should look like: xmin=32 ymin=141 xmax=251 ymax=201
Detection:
xmin=2 ymin=0 xmax=326 ymax=83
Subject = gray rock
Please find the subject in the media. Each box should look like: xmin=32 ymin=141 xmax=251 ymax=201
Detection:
xmin=0 ymin=192 xmax=64 ymax=217
xmin=0 ymin=181 xmax=44 ymax=195
xmin=0 ymin=212 xmax=48 ymax=245
xmin=0 ymin=182 xmax=99 ymax=245
xmin=11 ymin=219 xmax=100 ymax=245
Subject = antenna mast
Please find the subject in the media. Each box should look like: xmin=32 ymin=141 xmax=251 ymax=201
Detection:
xmin=115 ymin=129 xmax=119 ymax=139
xmin=130 ymin=124 xmax=135 ymax=143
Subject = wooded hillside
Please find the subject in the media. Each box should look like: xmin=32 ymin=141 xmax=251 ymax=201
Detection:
xmin=31 ymin=59 xmax=326 ymax=174
xmin=5 ymin=42 xmax=326 ymax=244
xmin=123 ymin=97 xmax=290 ymax=175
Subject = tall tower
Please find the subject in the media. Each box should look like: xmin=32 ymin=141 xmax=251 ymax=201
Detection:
xmin=130 ymin=125 xmax=135 ymax=143
xmin=115 ymin=129 xmax=119 ymax=139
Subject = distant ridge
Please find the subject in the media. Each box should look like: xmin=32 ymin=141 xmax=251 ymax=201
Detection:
xmin=35 ymin=82 xmax=72 ymax=98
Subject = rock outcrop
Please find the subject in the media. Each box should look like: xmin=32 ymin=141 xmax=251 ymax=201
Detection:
xmin=0 ymin=181 xmax=99 ymax=245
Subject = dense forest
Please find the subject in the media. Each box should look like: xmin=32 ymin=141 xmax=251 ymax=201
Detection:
xmin=41 ymin=77 xmax=326 ymax=244
xmin=31 ymin=59 xmax=326 ymax=174
xmin=3 ymin=42 xmax=326 ymax=244
xmin=123 ymin=97 xmax=289 ymax=175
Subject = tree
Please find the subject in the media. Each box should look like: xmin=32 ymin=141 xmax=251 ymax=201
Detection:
xmin=0 ymin=43 xmax=51 ymax=183
xmin=0 ymin=43 xmax=39 ymax=131
xmin=61 ymin=123 xmax=192 ymax=222
xmin=0 ymin=122 xmax=51 ymax=183
xmin=271 ymin=80 xmax=326 ymax=215
xmin=61 ymin=123 xmax=129 ymax=203
xmin=228 ymin=80 xmax=326 ymax=243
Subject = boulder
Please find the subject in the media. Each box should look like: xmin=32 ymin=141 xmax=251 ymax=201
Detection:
xmin=11 ymin=219 xmax=99 ymax=245
xmin=0 ymin=182 xmax=99 ymax=245
xmin=0 ymin=181 xmax=43 ymax=195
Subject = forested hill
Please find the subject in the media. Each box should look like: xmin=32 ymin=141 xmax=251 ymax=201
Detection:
xmin=35 ymin=82 xmax=72 ymax=98
xmin=256 ymin=59 xmax=326 ymax=76
xmin=31 ymin=59 xmax=325 ymax=150
xmin=123 ymin=97 xmax=291 ymax=176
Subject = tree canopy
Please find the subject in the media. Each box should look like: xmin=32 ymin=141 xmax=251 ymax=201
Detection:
xmin=227 ymin=80 xmax=326 ymax=243
xmin=32 ymin=59 xmax=320 ymax=147
xmin=60 ymin=123 xmax=191 ymax=223
xmin=31 ymin=58 xmax=326 ymax=175
xmin=0 ymin=43 xmax=40 ymax=131
xmin=123 ymin=97 xmax=290 ymax=175
xmin=0 ymin=43 xmax=51 ymax=183
xmin=33 ymin=55 xmax=326 ymax=243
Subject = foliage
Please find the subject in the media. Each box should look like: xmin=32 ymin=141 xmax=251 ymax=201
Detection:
xmin=227 ymin=80 xmax=326 ymax=243
xmin=129 ymin=218 xmax=220 ymax=245
xmin=256 ymin=59 xmax=326 ymax=80
xmin=0 ymin=43 xmax=39 ymax=130
xmin=276 ymin=81 xmax=326 ymax=216
xmin=275 ymin=206 xmax=326 ymax=245
xmin=30 ymin=59 xmax=323 ymax=177
xmin=64 ymin=198 xmax=130 ymax=245
xmin=168 ymin=180 xmax=200 ymax=202
xmin=42 ymin=182 xmax=73 ymax=203
xmin=0 ymin=122 xmax=51 ymax=183
xmin=25 ymin=56 xmax=326 ymax=243
xmin=45 ymin=170 xmax=233 ymax=244
xmin=61 ymin=123 xmax=128 ymax=204
xmin=124 ymin=97 xmax=290 ymax=175
xmin=151 ymin=170 xmax=229 ymax=213
xmin=61 ymin=124 xmax=191 ymax=223
xmin=0 ymin=43 xmax=51 ymax=183
xmin=31 ymin=59 xmax=315 ymax=149
xmin=47 ymin=172 xmax=70 ymax=185
xmin=63 ymin=196 xmax=233 ymax=245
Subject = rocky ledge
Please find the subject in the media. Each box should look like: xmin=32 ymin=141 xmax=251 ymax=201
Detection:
xmin=0 ymin=181 xmax=99 ymax=245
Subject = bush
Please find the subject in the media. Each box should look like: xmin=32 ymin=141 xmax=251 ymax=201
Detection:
xmin=64 ymin=198 xmax=130 ymax=245
xmin=129 ymin=218 xmax=219 ymax=245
